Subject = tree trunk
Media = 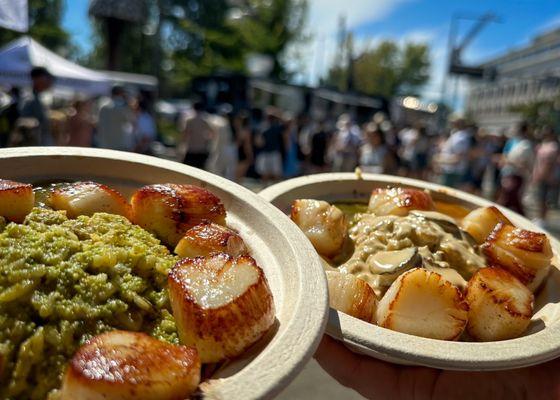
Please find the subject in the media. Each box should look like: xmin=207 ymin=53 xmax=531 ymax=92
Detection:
xmin=106 ymin=17 xmax=123 ymax=70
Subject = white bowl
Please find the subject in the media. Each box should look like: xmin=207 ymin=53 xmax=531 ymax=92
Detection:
xmin=259 ymin=172 xmax=560 ymax=371
xmin=0 ymin=147 xmax=328 ymax=399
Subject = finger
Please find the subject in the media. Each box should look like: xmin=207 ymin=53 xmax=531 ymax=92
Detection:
xmin=314 ymin=335 xmax=400 ymax=399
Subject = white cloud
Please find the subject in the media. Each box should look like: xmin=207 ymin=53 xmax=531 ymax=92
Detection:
xmin=287 ymin=0 xmax=411 ymax=85
xmin=286 ymin=1 xmax=468 ymax=109
xmin=307 ymin=0 xmax=410 ymax=36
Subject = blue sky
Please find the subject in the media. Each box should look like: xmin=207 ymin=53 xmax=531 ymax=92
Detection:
xmin=62 ymin=0 xmax=560 ymax=103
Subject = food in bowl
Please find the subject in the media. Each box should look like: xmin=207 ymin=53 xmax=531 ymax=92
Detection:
xmin=290 ymin=187 xmax=553 ymax=342
xmin=0 ymin=179 xmax=275 ymax=400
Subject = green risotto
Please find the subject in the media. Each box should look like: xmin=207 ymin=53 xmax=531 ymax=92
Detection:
xmin=0 ymin=208 xmax=180 ymax=399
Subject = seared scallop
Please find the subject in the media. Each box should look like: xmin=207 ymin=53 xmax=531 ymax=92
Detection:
xmin=131 ymin=184 xmax=226 ymax=247
xmin=168 ymin=253 xmax=275 ymax=363
xmin=481 ymin=223 xmax=553 ymax=292
xmin=174 ymin=222 xmax=247 ymax=258
xmin=461 ymin=206 xmax=512 ymax=244
xmin=466 ymin=267 xmax=533 ymax=341
xmin=368 ymin=187 xmax=434 ymax=216
xmin=0 ymin=179 xmax=34 ymax=222
xmin=376 ymin=268 xmax=468 ymax=340
xmin=326 ymin=271 xmax=377 ymax=322
xmin=291 ymin=199 xmax=347 ymax=258
xmin=49 ymin=181 xmax=131 ymax=219
xmin=59 ymin=330 xmax=200 ymax=400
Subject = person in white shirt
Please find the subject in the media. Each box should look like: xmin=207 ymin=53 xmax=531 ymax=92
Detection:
xmin=134 ymin=99 xmax=157 ymax=154
xmin=207 ymin=105 xmax=237 ymax=180
xmin=331 ymin=114 xmax=362 ymax=172
xmin=435 ymin=117 xmax=472 ymax=188
xmin=496 ymin=122 xmax=534 ymax=215
xmin=97 ymin=86 xmax=135 ymax=151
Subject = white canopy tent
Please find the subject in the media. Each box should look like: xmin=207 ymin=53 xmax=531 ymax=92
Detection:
xmin=0 ymin=36 xmax=111 ymax=96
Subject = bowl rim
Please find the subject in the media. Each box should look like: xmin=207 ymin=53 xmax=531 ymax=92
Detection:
xmin=259 ymin=172 xmax=560 ymax=371
xmin=0 ymin=146 xmax=329 ymax=398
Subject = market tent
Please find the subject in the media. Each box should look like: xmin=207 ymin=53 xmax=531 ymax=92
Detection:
xmin=0 ymin=36 xmax=111 ymax=95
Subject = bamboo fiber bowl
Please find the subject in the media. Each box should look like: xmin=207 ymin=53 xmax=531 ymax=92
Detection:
xmin=0 ymin=147 xmax=328 ymax=399
xmin=259 ymin=172 xmax=560 ymax=371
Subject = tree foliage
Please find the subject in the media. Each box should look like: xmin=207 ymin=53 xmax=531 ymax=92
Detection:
xmin=85 ymin=0 xmax=307 ymax=95
xmin=510 ymin=98 xmax=560 ymax=132
xmin=325 ymin=39 xmax=431 ymax=98
xmin=0 ymin=0 xmax=72 ymax=55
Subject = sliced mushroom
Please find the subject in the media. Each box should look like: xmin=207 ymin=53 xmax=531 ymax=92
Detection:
xmin=410 ymin=210 xmax=462 ymax=238
xmin=368 ymin=247 xmax=421 ymax=275
xmin=367 ymin=247 xmax=421 ymax=289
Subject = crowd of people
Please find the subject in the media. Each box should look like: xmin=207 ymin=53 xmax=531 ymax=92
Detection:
xmin=183 ymin=104 xmax=559 ymax=228
xmin=1 ymin=67 xmax=559 ymax=228
xmin=0 ymin=67 xmax=157 ymax=153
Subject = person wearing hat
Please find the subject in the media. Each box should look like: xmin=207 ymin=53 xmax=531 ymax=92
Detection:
xmin=20 ymin=67 xmax=54 ymax=146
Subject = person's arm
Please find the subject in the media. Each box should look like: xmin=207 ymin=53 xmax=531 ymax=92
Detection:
xmin=243 ymin=128 xmax=254 ymax=161
xmin=177 ymin=119 xmax=190 ymax=160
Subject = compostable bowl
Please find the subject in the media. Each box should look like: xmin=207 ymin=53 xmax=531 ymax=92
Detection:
xmin=259 ymin=172 xmax=560 ymax=371
xmin=0 ymin=147 xmax=329 ymax=399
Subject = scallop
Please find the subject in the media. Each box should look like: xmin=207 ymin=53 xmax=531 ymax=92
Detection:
xmin=131 ymin=184 xmax=226 ymax=247
xmin=174 ymin=222 xmax=248 ymax=258
xmin=168 ymin=253 xmax=275 ymax=363
xmin=368 ymin=187 xmax=434 ymax=216
xmin=59 ymin=330 xmax=200 ymax=400
xmin=48 ymin=181 xmax=131 ymax=219
xmin=0 ymin=179 xmax=34 ymax=222
xmin=376 ymin=268 xmax=468 ymax=340
xmin=326 ymin=271 xmax=377 ymax=322
xmin=466 ymin=267 xmax=533 ymax=341
xmin=461 ymin=206 xmax=513 ymax=244
xmin=481 ymin=223 xmax=553 ymax=292
xmin=290 ymin=199 xmax=347 ymax=258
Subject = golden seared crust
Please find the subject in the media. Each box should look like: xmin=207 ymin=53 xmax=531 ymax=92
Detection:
xmin=508 ymin=229 xmax=550 ymax=253
xmin=174 ymin=222 xmax=247 ymax=258
xmin=49 ymin=181 xmax=131 ymax=219
xmin=168 ymin=254 xmax=275 ymax=363
xmin=369 ymin=187 xmax=434 ymax=216
xmin=461 ymin=206 xmax=513 ymax=244
xmin=466 ymin=267 xmax=533 ymax=341
xmin=487 ymin=206 xmax=513 ymax=225
xmin=377 ymin=268 xmax=468 ymax=341
xmin=468 ymin=268 xmax=533 ymax=316
xmin=326 ymin=271 xmax=377 ymax=323
xmin=482 ymin=223 xmax=553 ymax=290
xmin=131 ymin=184 xmax=226 ymax=247
xmin=61 ymin=330 xmax=200 ymax=400
xmin=290 ymin=199 xmax=347 ymax=259
xmin=0 ymin=179 xmax=35 ymax=222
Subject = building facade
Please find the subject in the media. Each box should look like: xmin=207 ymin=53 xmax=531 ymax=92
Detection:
xmin=467 ymin=28 xmax=560 ymax=132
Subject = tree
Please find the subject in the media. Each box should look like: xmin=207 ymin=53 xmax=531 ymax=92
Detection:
xmin=324 ymin=39 xmax=431 ymax=98
xmin=230 ymin=0 xmax=308 ymax=80
xmin=84 ymin=0 xmax=308 ymax=95
xmin=88 ymin=0 xmax=149 ymax=70
xmin=0 ymin=0 xmax=72 ymax=55
xmin=510 ymin=97 xmax=560 ymax=132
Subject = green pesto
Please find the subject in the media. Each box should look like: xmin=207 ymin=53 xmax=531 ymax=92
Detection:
xmin=332 ymin=201 xmax=369 ymax=221
xmin=0 ymin=208 xmax=180 ymax=400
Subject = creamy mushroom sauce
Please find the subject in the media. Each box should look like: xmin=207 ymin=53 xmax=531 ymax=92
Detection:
xmin=335 ymin=207 xmax=485 ymax=296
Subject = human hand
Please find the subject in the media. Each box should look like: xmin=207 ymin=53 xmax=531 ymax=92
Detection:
xmin=315 ymin=335 xmax=560 ymax=400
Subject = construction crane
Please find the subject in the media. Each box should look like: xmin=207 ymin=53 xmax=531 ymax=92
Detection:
xmin=441 ymin=12 xmax=501 ymax=110
xmin=449 ymin=13 xmax=501 ymax=77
